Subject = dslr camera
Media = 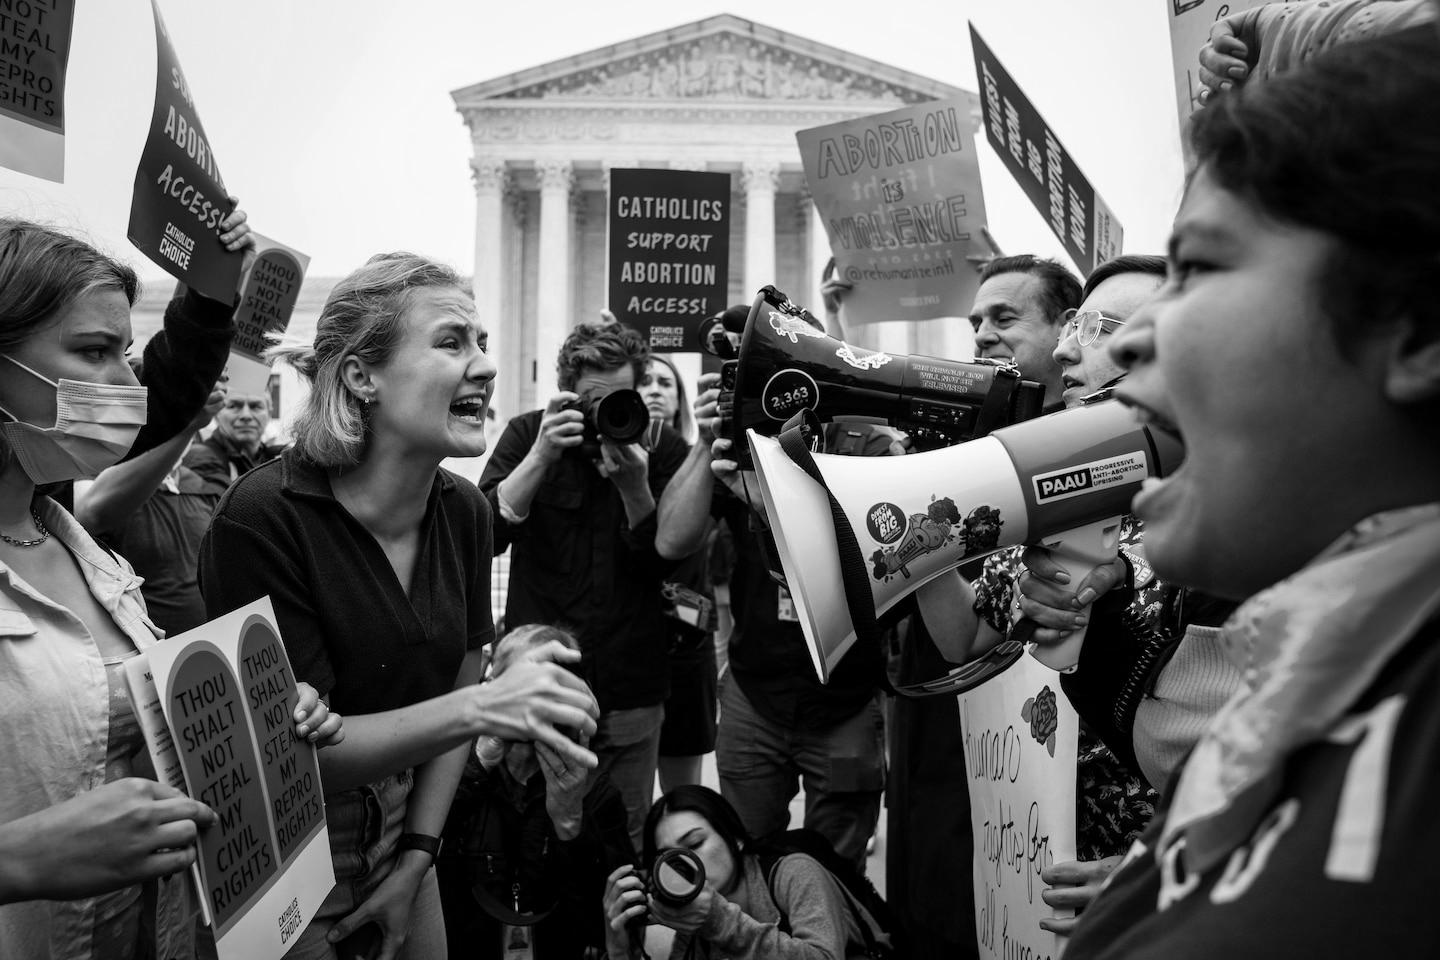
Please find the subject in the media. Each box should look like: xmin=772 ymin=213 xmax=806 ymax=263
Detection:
xmin=636 ymin=847 xmax=706 ymax=913
xmin=563 ymin=388 xmax=651 ymax=459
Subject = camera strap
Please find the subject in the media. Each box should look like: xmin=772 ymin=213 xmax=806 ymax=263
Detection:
xmin=775 ymin=411 xmax=881 ymax=651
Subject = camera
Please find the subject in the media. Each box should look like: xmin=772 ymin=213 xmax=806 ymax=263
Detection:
xmin=637 ymin=847 xmax=706 ymax=910
xmin=564 ymin=389 xmax=650 ymax=459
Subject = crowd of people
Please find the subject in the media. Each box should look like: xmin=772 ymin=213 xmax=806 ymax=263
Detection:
xmin=1 ymin=2 xmax=1437 ymax=958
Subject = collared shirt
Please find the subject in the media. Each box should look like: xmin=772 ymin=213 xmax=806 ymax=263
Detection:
xmin=0 ymin=498 xmax=191 ymax=960
xmin=479 ymin=410 xmax=688 ymax=712
xmin=199 ymin=450 xmax=494 ymax=716
xmin=183 ymin=431 xmax=285 ymax=497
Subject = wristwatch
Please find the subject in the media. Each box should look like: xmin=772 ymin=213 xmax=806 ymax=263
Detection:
xmin=396 ymin=832 xmax=443 ymax=861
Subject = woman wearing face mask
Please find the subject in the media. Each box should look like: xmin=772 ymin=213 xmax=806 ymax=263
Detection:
xmin=603 ymin=785 xmax=887 ymax=959
xmin=641 ymin=356 xmax=718 ymax=793
xmin=199 ymin=253 xmax=603 ymax=960
xmin=1063 ymin=26 xmax=1440 ymax=958
xmin=0 ymin=219 xmax=342 ymax=959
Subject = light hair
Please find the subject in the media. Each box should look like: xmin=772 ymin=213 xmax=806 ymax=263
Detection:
xmin=647 ymin=354 xmax=697 ymax=444
xmin=0 ymin=218 xmax=139 ymax=353
xmin=267 ymin=252 xmax=470 ymax=467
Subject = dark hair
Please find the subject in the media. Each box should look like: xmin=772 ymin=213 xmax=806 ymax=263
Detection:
xmin=980 ymin=255 xmax=1082 ymax=325
xmin=642 ymin=785 xmax=751 ymax=870
xmin=1082 ymin=255 xmax=1168 ymax=300
xmin=0 ymin=219 xmax=139 ymax=353
xmin=1188 ymin=25 xmax=1440 ymax=342
xmin=556 ymin=319 xmax=649 ymax=392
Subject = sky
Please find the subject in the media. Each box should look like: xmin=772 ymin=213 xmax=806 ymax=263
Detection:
xmin=0 ymin=0 xmax=1189 ymax=285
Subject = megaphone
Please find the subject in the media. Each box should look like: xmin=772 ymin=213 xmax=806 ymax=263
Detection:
xmin=719 ymin=286 xmax=1047 ymax=468
xmin=747 ymin=399 xmax=1183 ymax=686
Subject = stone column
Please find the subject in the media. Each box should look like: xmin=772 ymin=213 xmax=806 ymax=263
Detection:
xmin=535 ymin=159 xmax=574 ymax=405
xmin=470 ymin=158 xmax=511 ymax=420
xmin=742 ymin=161 xmax=779 ymax=302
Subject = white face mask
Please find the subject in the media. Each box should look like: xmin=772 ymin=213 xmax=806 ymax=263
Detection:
xmin=0 ymin=354 xmax=148 ymax=484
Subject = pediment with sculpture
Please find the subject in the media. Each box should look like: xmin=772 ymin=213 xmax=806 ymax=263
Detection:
xmin=494 ymin=32 xmax=927 ymax=104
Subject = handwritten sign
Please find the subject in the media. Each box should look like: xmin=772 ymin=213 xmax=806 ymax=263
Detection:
xmin=958 ymin=652 xmax=1078 ymax=960
xmin=226 ymin=233 xmax=310 ymax=397
xmin=125 ymin=598 xmax=331 ymax=960
xmin=970 ymin=25 xmax=1122 ymax=278
xmin=0 ymin=0 xmax=73 ymax=180
xmin=608 ymin=168 xmax=731 ymax=353
xmin=797 ymin=95 xmax=988 ymax=324
xmin=127 ymin=0 xmax=242 ymax=303
xmin=1166 ymin=0 xmax=1277 ymax=148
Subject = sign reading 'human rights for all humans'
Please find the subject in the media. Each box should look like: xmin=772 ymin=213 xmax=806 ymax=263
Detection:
xmin=607 ymin=168 xmax=730 ymax=353
xmin=958 ymin=652 xmax=1078 ymax=960
xmin=127 ymin=0 xmax=243 ymax=303
xmin=227 ymin=233 xmax=310 ymax=397
xmin=125 ymin=598 xmax=332 ymax=960
xmin=798 ymin=95 xmax=989 ymax=325
xmin=970 ymin=25 xmax=1123 ymax=278
xmin=0 ymin=0 xmax=74 ymax=181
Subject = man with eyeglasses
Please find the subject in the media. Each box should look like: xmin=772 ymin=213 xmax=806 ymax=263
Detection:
xmin=1053 ymin=256 xmax=1167 ymax=406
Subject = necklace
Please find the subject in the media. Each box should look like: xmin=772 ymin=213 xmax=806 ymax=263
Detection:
xmin=0 ymin=509 xmax=50 ymax=548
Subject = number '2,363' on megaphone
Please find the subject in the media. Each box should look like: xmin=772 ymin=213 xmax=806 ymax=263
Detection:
xmin=717 ymin=286 xmax=1048 ymax=468
xmin=746 ymin=399 xmax=1184 ymax=686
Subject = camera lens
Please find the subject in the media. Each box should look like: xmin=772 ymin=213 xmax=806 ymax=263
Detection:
xmin=593 ymin=389 xmax=649 ymax=445
xmin=650 ymin=848 xmax=706 ymax=907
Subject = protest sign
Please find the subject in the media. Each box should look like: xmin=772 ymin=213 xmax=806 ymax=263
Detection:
xmin=125 ymin=598 xmax=332 ymax=960
xmin=127 ymin=0 xmax=241 ymax=304
xmin=608 ymin=168 xmax=730 ymax=353
xmin=227 ymin=233 xmax=310 ymax=397
xmin=1165 ymin=0 xmax=1276 ymax=145
xmin=970 ymin=26 xmax=1123 ymax=278
xmin=797 ymin=95 xmax=987 ymax=325
xmin=958 ymin=652 xmax=1078 ymax=960
xmin=0 ymin=0 xmax=74 ymax=181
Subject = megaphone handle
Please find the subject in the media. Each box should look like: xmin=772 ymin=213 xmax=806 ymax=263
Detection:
xmin=1025 ymin=517 xmax=1124 ymax=674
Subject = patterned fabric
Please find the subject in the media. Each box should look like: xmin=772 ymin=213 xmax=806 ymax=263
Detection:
xmin=972 ymin=527 xmax=1160 ymax=860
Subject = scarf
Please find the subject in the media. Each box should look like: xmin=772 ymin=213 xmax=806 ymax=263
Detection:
xmin=1160 ymin=503 xmax=1440 ymax=874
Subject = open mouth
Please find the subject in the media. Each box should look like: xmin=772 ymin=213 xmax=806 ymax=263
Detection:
xmin=449 ymin=397 xmax=487 ymax=423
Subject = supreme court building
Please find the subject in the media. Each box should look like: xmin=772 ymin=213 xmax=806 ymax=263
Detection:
xmin=452 ymin=14 xmax=980 ymax=423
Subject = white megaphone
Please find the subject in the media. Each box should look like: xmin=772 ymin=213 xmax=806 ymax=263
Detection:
xmin=747 ymin=399 xmax=1183 ymax=684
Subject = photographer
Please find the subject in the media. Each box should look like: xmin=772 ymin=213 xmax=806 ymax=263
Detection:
xmin=481 ymin=319 xmax=690 ymax=849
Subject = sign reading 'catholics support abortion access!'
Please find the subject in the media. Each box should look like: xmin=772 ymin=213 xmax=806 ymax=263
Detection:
xmin=958 ymin=652 xmax=1078 ymax=960
xmin=970 ymin=26 xmax=1123 ymax=278
xmin=125 ymin=598 xmax=332 ymax=960
xmin=128 ymin=0 xmax=243 ymax=303
xmin=798 ymin=95 xmax=989 ymax=325
xmin=608 ymin=168 xmax=731 ymax=353
xmin=0 ymin=0 xmax=75 ymax=181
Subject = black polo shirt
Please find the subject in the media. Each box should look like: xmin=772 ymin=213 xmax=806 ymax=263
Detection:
xmin=198 ymin=450 xmax=494 ymax=714
xmin=479 ymin=410 xmax=688 ymax=712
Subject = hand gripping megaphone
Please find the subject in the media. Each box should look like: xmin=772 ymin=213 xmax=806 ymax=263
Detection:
xmin=747 ymin=399 xmax=1183 ymax=686
xmin=717 ymin=286 xmax=1047 ymax=468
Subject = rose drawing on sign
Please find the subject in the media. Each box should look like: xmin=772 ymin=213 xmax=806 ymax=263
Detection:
xmin=1021 ymin=685 xmax=1059 ymax=757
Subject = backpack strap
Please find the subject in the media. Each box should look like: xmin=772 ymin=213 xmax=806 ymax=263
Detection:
xmin=762 ymin=853 xmax=884 ymax=958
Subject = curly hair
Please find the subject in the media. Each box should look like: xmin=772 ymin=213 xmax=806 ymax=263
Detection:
xmin=268 ymin=252 xmax=470 ymax=467
xmin=1187 ymin=25 xmax=1440 ymax=343
xmin=555 ymin=319 xmax=649 ymax=392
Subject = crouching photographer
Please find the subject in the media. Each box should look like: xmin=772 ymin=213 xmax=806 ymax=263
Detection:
xmin=602 ymin=786 xmax=892 ymax=960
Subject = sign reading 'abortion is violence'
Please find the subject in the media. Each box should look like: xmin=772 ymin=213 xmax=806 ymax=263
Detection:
xmin=798 ymin=95 xmax=990 ymax=325
xmin=128 ymin=0 xmax=242 ymax=303
xmin=970 ymin=25 xmax=1123 ymax=278
xmin=607 ymin=168 xmax=730 ymax=353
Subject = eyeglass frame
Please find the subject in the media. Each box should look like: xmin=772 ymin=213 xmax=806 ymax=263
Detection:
xmin=1060 ymin=309 xmax=1127 ymax=347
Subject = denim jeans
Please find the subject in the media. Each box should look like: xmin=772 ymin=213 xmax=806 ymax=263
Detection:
xmin=715 ymin=676 xmax=886 ymax=872
xmin=592 ymin=704 xmax=665 ymax=852
xmin=284 ymin=771 xmax=447 ymax=959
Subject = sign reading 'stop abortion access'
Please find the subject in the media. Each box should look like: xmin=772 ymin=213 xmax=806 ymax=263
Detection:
xmin=608 ymin=168 xmax=730 ymax=353
xmin=127 ymin=0 xmax=242 ymax=303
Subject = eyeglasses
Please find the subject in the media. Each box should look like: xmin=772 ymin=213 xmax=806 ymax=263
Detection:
xmin=1060 ymin=309 xmax=1126 ymax=347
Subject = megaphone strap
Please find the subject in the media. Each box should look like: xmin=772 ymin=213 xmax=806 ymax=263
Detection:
xmin=973 ymin=366 xmax=1021 ymax=438
xmin=776 ymin=416 xmax=882 ymax=652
